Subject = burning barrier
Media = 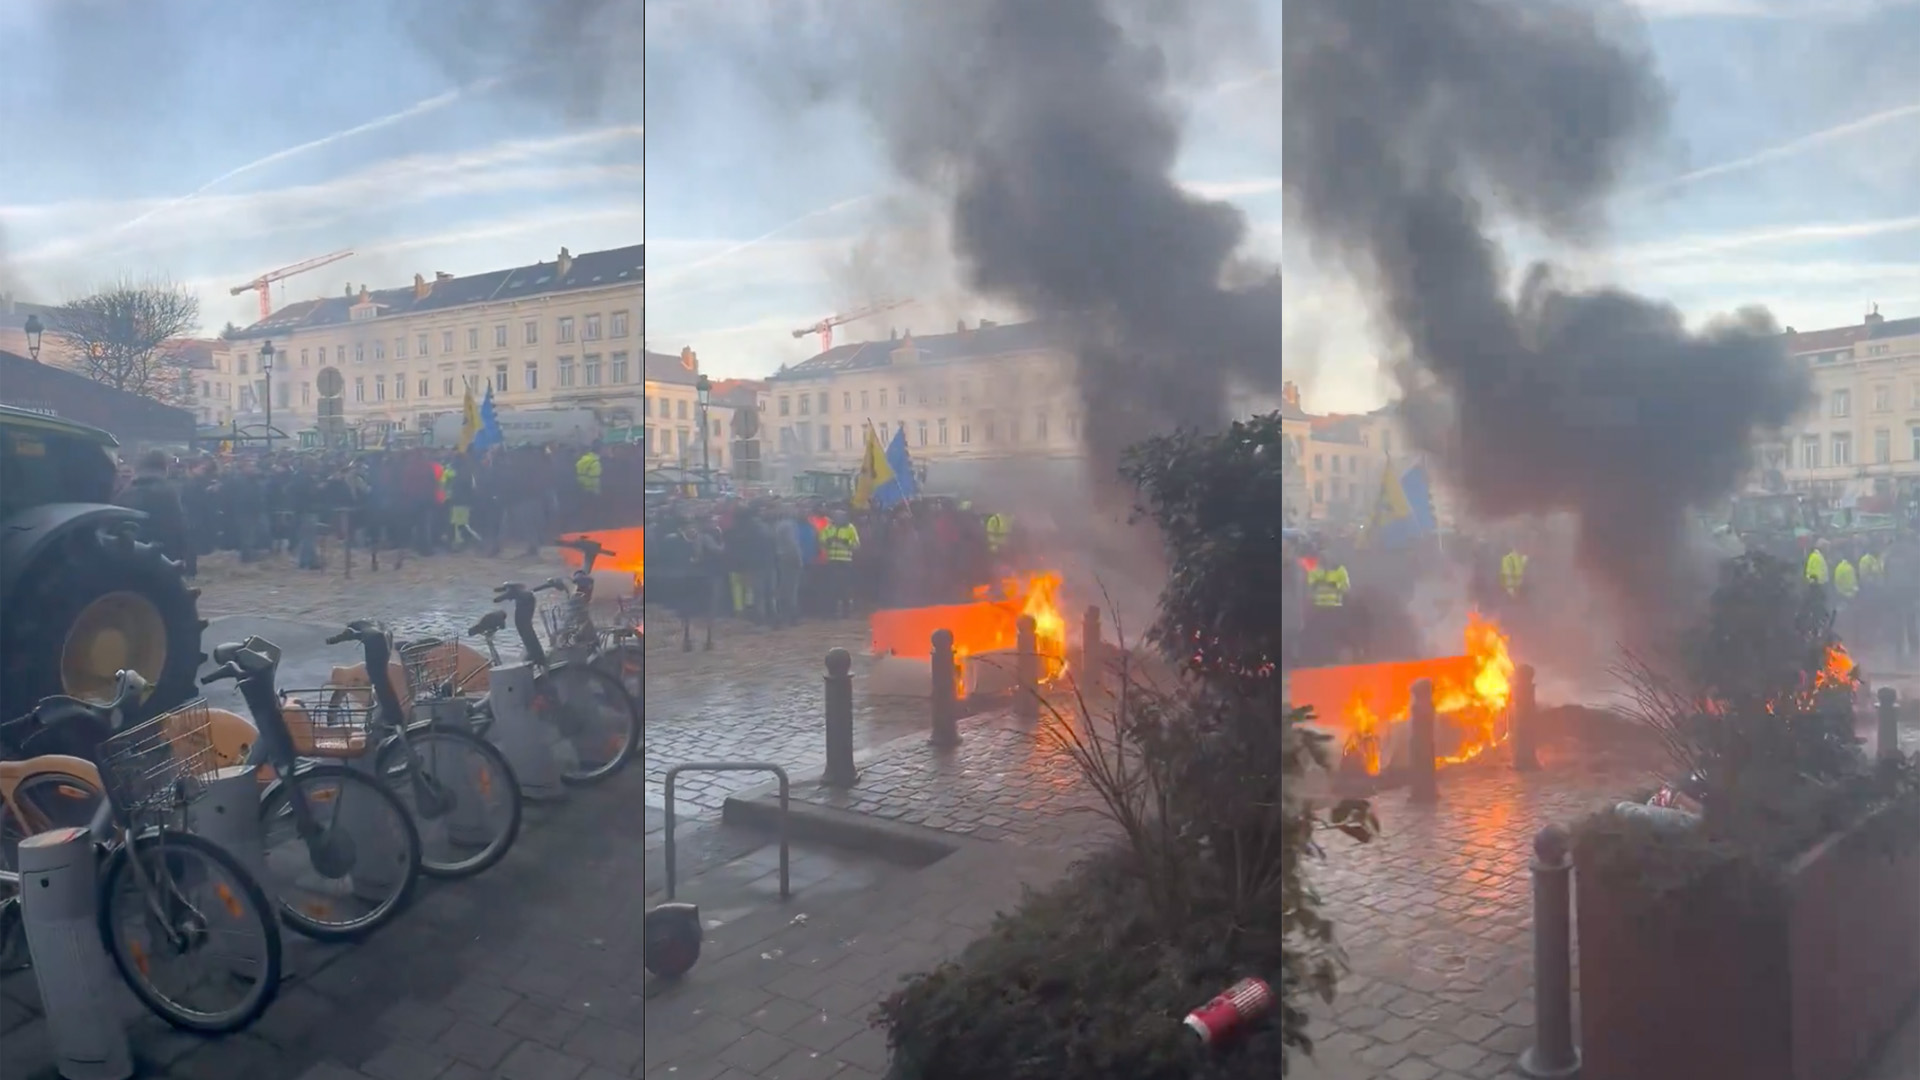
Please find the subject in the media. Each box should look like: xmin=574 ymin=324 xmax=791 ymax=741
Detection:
xmin=870 ymin=573 xmax=1069 ymax=698
xmin=1287 ymin=612 xmax=1515 ymax=775
xmin=558 ymin=527 xmax=643 ymax=585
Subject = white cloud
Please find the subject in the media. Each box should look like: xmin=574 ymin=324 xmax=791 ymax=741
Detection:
xmin=1629 ymin=100 xmax=1920 ymax=197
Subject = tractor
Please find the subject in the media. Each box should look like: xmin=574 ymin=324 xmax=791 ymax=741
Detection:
xmin=0 ymin=404 xmax=206 ymax=724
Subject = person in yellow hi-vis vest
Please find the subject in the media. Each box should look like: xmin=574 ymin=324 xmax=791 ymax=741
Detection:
xmin=1307 ymin=562 xmax=1350 ymax=608
xmin=1834 ymin=554 xmax=1859 ymax=602
xmin=985 ymin=512 xmax=1010 ymax=556
xmin=818 ymin=510 xmax=861 ymax=618
xmin=1805 ymin=541 xmax=1829 ymax=588
xmin=1306 ymin=558 xmax=1353 ymax=662
xmin=1500 ymin=548 xmax=1528 ymax=598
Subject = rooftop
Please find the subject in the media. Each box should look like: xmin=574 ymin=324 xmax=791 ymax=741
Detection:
xmin=644 ymin=349 xmax=700 ymax=387
xmin=1784 ymin=308 xmax=1920 ymax=355
xmin=767 ymin=319 xmax=1064 ymax=382
xmin=231 ymin=244 xmax=643 ymax=339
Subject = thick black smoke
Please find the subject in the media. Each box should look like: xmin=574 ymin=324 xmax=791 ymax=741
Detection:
xmin=850 ymin=0 xmax=1286 ymax=478
xmin=1283 ymin=0 xmax=1810 ymax=629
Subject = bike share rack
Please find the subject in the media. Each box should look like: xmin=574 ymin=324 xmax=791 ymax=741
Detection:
xmin=14 ymin=829 xmax=135 ymax=1080
xmin=661 ymin=763 xmax=789 ymax=901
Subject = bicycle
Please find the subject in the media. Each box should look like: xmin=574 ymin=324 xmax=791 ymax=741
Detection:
xmin=0 ymin=739 xmax=104 ymax=875
xmin=554 ymin=535 xmax=647 ymax=709
xmin=202 ymin=637 xmax=423 ymax=942
xmin=324 ymin=621 xmax=522 ymax=880
xmin=0 ymin=670 xmax=282 ymax=1033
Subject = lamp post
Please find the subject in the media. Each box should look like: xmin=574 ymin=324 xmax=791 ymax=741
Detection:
xmin=696 ymin=373 xmax=712 ymax=494
xmin=260 ymin=339 xmax=275 ymax=454
xmin=22 ymin=314 xmax=43 ymax=360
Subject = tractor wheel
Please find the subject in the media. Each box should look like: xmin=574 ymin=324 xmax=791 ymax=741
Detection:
xmin=0 ymin=525 xmax=207 ymax=725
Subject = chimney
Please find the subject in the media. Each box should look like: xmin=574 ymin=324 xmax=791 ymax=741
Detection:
xmin=1281 ymin=381 xmax=1302 ymax=411
xmin=1866 ymin=303 xmax=1884 ymax=327
xmin=890 ymin=328 xmax=899 ymax=341
xmin=357 ymin=285 xmax=371 ymax=303
xmin=345 ymin=282 xmax=354 ymax=298
xmin=413 ymin=273 xmax=431 ymax=301
xmin=980 ymin=318 xmax=997 ymax=329
xmin=956 ymin=319 xmax=970 ymax=336
xmin=557 ymin=247 xmax=574 ymax=278
xmin=435 ymin=271 xmax=453 ymax=282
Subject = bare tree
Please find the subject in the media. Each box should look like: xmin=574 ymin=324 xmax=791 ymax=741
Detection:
xmin=52 ymin=278 xmax=200 ymax=404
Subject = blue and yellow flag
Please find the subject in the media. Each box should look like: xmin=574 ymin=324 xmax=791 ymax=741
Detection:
xmin=851 ymin=422 xmax=896 ymax=509
xmin=1370 ymin=458 xmax=1413 ymax=530
xmin=456 ymin=382 xmax=482 ymax=452
xmin=1369 ymin=459 xmax=1437 ymax=548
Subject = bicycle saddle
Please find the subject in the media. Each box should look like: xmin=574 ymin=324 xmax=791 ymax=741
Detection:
xmin=468 ymin=610 xmax=509 ymax=636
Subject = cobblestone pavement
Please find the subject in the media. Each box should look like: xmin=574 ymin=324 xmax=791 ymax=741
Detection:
xmin=642 ymin=617 xmax=938 ymax=814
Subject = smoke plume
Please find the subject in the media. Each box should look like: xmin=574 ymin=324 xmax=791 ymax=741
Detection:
xmin=845 ymin=0 xmax=1285 ymax=481
xmin=398 ymin=0 xmax=642 ymax=123
xmin=1282 ymin=0 xmax=1810 ymax=631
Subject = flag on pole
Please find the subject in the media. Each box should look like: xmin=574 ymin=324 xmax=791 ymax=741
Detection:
xmin=470 ymin=384 xmax=505 ymax=456
xmin=873 ymin=425 xmax=918 ymax=508
xmin=456 ymin=381 xmax=482 ymax=451
xmin=851 ymin=422 xmax=897 ymax=509
xmin=1367 ymin=458 xmax=1437 ymax=548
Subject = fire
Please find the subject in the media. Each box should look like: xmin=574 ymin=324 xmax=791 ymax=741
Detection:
xmin=1288 ymin=611 xmax=1515 ymax=775
xmin=557 ymin=527 xmax=644 ymax=583
xmin=870 ymin=572 xmax=1070 ymax=697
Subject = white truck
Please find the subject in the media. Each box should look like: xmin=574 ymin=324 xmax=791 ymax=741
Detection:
xmin=429 ymin=407 xmax=603 ymax=448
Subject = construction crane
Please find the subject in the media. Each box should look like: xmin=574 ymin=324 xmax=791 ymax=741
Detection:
xmin=793 ymin=298 xmax=914 ymax=353
xmin=230 ymin=250 xmax=354 ymax=322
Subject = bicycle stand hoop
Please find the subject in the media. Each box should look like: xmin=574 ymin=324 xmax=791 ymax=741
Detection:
xmin=661 ymin=762 xmax=790 ymax=902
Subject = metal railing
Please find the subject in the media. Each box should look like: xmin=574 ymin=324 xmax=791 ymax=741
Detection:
xmin=661 ymin=762 xmax=789 ymax=901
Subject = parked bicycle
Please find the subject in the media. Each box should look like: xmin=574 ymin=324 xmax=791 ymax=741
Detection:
xmin=202 ymin=637 xmax=423 ymax=942
xmin=323 ymin=621 xmax=522 ymax=879
xmin=0 ymin=670 xmax=282 ymax=1033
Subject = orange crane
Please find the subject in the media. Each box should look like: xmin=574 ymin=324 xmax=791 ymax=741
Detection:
xmin=793 ymin=298 xmax=914 ymax=353
xmin=230 ymin=250 xmax=354 ymax=321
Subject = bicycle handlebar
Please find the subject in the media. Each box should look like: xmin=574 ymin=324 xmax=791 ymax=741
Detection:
xmin=556 ymin=536 xmax=615 ymax=558
xmin=323 ymin=619 xmax=388 ymax=647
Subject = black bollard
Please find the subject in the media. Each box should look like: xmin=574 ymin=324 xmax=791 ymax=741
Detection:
xmin=1015 ymin=614 xmax=1040 ymax=723
xmin=1878 ymin=687 xmax=1902 ymax=762
xmin=1512 ymin=663 xmax=1541 ymax=772
xmin=1081 ymin=605 xmax=1104 ymax=683
xmin=1518 ymin=824 xmax=1582 ymax=1078
xmin=823 ymin=648 xmax=858 ymax=787
xmin=930 ymin=629 xmax=960 ymax=748
xmin=1409 ymin=678 xmax=1439 ymax=803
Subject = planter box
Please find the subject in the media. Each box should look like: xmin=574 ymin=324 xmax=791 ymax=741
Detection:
xmin=1577 ymin=800 xmax=1920 ymax=1080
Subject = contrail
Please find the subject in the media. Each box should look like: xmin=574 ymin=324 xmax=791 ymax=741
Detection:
xmin=1632 ymin=99 xmax=1920 ymax=197
xmin=649 ymin=195 xmax=875 ymax=286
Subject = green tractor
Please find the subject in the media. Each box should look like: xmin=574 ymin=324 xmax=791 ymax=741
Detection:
xmin=0 ymin=404 xmax=206 ymax=723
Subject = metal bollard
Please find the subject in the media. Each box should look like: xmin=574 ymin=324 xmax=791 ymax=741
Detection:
xmin=1512 ymin=664 xmax=1541 ymax=772
xmin=17 ymin=828 xmax=135 ymax=1080
xmin=1014 ymin=614 xmax=1040 ymax=723
xmin=823 ymin=648 xmax=859 ymax=787
xmin=189 ymin=765 xmax=273 ymax=897
xmin=930 ymin=629 xmax=960 ymax=748
xmin=1878 ymin=687 xmax=1903 ymax=762
xmin=489 ymin=662 xmax=566 ymax=802
xmin=1081 ymin=605 xmax=1104 ymax=684
xmin=1518 ymin=824 xmax=1582 ymax=1079
xmin=1408 ymin=679 xmax=1439 ymax=803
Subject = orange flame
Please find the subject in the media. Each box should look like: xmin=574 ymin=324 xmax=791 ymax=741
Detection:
xmin=557 ymin=527 xmax=644 ymax=583
xmin=870 ymin=572 xmax=1070 ymax=698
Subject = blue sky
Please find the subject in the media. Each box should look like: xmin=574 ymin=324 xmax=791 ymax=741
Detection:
xmin=648 ymin=0 xmax=1919 ymax=404
xmin=0 ymin=0 xmax=642 ymax=335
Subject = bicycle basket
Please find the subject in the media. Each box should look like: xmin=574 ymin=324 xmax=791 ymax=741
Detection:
xmin=542 ymin=602 xmax=592 ymax=648
xmin=399 ymin=639 xmax=466 ymax=700
xmin=277 ymin=690 xmax=375 ymax=759
xmin=99 ymin=699 xmax=220 ymax=815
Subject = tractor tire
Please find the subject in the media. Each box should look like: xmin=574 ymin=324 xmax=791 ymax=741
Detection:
xmin=0 ymin=525 xmax=207 ymax=726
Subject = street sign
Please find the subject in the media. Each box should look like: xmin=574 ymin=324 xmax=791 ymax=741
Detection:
xmin=316 ymin=366 xmax=345 ymax=398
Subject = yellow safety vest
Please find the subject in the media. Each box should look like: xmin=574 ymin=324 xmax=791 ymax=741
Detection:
xmin=985 ymin=514 xmax=1010 ymax=552
xmin=1805 ymin=550 xmax=1829 ymax=585
xmin=1835 ymin=560 xmax=1858 ymax=599
xmin=821 ymin=524 xmax=859 ymax=562
xmin=1860 ymin=553 xmax=1884 ymax=583
xmin=575 ymin=452 xmax=602 ymax=494
xmin=1307 ymin=565 xmax=1350 ymax=608
xmin=1500 ymin=551 xmax=1527 ymax=596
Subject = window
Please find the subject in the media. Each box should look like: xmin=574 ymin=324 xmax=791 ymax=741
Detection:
xmin=1832 ymin=433 xmax=1852 ymax=466
xmin=798 ymin=393 xmax=810 ymax=415
xmin=525 ymin=362 xmax=539 ymax=391
xmin=1911 ymin=426 xmax=1920 ymax=463
xmin=878 ymin=389 xmax=888 ymax=408
xmin=494 ymin=325 xmax=508 ymax=348
xmin=467 ymin=328 xmax=480 ymax=352
xmin=843 ymin=425 xmax=853 ymax=449
xmin=1036 ymin=411 xmax=1049 ymax=440
xmin=959 ymin=423 xmax=971 ymax=445
xmin=583 ymin=354 xmax=602 ymax=386
xmin=441 ymin=331 xmax=454 ymax=354
xmin=558 ymin=356 xmax=576 ymax=387
xmin=238 ymin=356 xmax=249 ymax=375
xmin=1869 ymin=344 xmax=1891 ymax=357
xmin=395 ymin=376 xmax=406 ymax=401
xmin=779 ymin=396 xmax=791 ymax=417
xmin=611 ymin=311 xmax=629 ymax=338
xmin=897 ymin=386 xmax=905 ymax=404
xmin=299 ymin=348 xmax=310 ymax=367
xmin=375 ymin=375 xmax=386 ymax=402
xmin=918 ymin=386 xmax=929 ymax=405
xmin=1874 ymin=385 xmax=1892 ymax=413
xmin=417 ymin=334 xmax=430 ymax=357
xmin=985 ymin=421 xmax=996 ymax=442
xmin=354 ymin=344 xmax=364 ymax=364
xmin=337 ymin=346 xmax=347 ymax=364
xmin=353 ymin=376 xmax=365 ymax=403
xmin=300 ymin=383 xmax=311 ymax=406
xmin=610 ymin=352 xmax=629 ymax=383
xmin=395 ymin=337 xmax=407 ymax=360
xmin=584 ymin=314 xmax=602 ymax=341
xmin=418 ymin=377 xmax=430 ymax=398
xmin=494 ymin=364 xmax=508 ymax=392
xmin=443 ymin=376 xmax=455 ymax=397
xmin=676 ymin=400 xmax=688 ymax=420
xmin=843 ymin=391 xmax=853 ymax=411
xmin=819 ymin=426 xmax=830 ymax=452
xmin=1332 ymin=455 xmax=1342 ymax=474
xmin=1876 ymin=428 xmax=1891 ymax=464
xmin=860 ymin=390 xmax=869 ymax=410
xmin=1832 ymin=389 xmax=1851 ymax=418
xmin=557 ymin=317 xmax=575 ymax=343
xmin=817 ymin=392 xmax=828 ymax=414
xmin=938 ymin=418 xmax=949 ymax=445
xmin=1801 ymin=435 xmax=1820 ymax=469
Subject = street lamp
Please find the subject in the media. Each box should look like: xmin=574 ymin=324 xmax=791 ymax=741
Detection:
xmin=260 ymin=339 xmax=275 ymax=454
xmin=696 ymin=374 xmax=712 ymax=492
xmin=22 ymin=314 xmax=42 ymax=360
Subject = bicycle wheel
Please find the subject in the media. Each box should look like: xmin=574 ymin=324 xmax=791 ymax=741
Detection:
xmin=540 ymin=663 xmax=641 ymax=785
xmin=258 ymin=763 xmax=422 ymax=942
xmin=375 ymin=727 xmax=522 ymax=879
xmin=98 ymin=829 xmax=283 ymax=1034
xmin=590 ymin=639 xmax=645 ymax=706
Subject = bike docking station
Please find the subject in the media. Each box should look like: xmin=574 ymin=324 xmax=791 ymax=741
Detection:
xmin=16 ymin=827 xmax=135 ymax=1080
xmin=342 ymin=754 xmax=407 ymax=903
xmin=488 ymin=662 xmax=567 ymax=802
xmin=188 ymin=765 xmax=273 ymax=897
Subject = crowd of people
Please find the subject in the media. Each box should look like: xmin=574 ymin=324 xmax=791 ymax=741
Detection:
xmin=644 ymin=494 xmax=1020 ymax=649
xmin=111 ymin=441 xmax=648 ymax=574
